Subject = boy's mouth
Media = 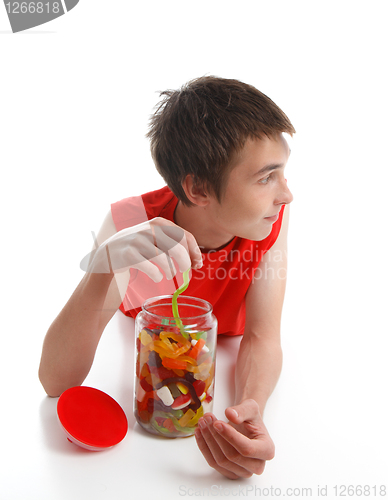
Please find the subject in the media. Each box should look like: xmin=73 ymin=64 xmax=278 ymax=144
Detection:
xmin=264 ymin=213 xmax=279 ymax=223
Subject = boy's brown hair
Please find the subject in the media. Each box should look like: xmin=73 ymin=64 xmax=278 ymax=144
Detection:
xmin=147 ymin=76 xmax=295 ymax=206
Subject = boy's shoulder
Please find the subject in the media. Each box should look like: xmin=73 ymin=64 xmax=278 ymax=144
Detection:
xmin=111 ymin=185 xmax=177 ymax=231
xmin=141 ymin=185 xmax=176 ymax=219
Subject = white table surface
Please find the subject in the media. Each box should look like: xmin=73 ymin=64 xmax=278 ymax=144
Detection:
xmin=2 ymin=297 xmax=387 ymax=500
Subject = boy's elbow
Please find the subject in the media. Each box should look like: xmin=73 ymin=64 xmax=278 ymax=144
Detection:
xmin=38 ymin=366 xmax=64 ymax=398
xmin=43 ymin=388 xmax=61 ymax=398
xmin=38 ymin=375 xmax=57 ymax=398
xmin=38 ymin=361 xmax=88 ymax=398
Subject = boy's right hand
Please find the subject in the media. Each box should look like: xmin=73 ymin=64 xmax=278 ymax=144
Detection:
xmin=80 ymin=217 xmax=202 ymax=282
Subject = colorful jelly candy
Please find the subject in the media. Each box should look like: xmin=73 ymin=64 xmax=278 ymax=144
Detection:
xmin=134 ymin=269 xmax=216 ymax=437
xmin=134 ymin=328 xmax=216 ymax=437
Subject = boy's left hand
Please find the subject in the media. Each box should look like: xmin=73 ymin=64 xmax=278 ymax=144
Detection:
xmin=194 ymin=399 xmax=275 ymax=479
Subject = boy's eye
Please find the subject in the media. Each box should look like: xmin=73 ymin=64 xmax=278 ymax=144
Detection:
xmin=259 ymin=174 xmax=272 ymax=184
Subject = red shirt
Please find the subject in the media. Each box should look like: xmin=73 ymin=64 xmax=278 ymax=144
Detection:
xmin=111 ymin=186 xmax=285 ymax=336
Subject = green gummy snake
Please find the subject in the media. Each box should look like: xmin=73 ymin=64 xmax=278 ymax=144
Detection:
xmin=172 ymin=268 xmax=190 ymax=337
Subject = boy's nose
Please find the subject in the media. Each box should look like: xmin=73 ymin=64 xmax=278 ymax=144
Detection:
xmin=283 ymin=186 xmax=294 ymax=205
xmin=276 ymin=180 xmax=293 ymax=206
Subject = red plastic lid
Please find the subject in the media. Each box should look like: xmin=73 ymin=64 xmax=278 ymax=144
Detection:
xmin=57 ymin=386 xmax=128 ymax=450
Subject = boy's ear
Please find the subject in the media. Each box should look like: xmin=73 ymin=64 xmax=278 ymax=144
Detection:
xmin=181 ymin=175 xmax=210 ymax=207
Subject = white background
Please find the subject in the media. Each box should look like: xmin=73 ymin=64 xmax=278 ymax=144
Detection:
xmin=1 ymin=1 xmax=387 ymax=499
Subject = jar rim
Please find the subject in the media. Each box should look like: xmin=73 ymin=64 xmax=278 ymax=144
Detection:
xmin=141 ymin=294 xmax=213 ymax=321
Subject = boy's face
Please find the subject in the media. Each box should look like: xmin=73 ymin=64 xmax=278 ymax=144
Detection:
xmin=208 ymin=133 xmax=293 ymax=242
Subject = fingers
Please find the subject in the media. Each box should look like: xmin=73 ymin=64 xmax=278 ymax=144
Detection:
xmin=225 ymin=399 xmax=262 ymax=426
xmin=81 ymin=216 xmax=202 ymax=281
xmin=181 ymin=229 xmax=203 ymax=269
xmin=195 ymin=420 xmax=243 ymax=480
xmin=195 ymin=411 xmax=274 ymax=479
xmin=151 ymin=225 xmax=192 ymax=274
xmin=212 ymin=419 xmax=275 ymax=462
xmin=127 ymin=222 xmax=201 ymax=279
xmin=130 ymin=259 xmax=164 ymax=283
xmin=152 ymin=219 xmax=202 ymax=271
xmin=223 ymin=401 xmax=275 ymax=461
xmin=195 ymin=414 xmax=261 ymax=479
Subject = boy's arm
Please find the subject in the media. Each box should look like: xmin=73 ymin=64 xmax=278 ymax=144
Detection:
xmin=39 ymin=210 xmax=202 ymax=397
xmin=38 ymin=210 xmax=126 ymax=397
xmin=195 ymin=204 xmax=290 ymax=479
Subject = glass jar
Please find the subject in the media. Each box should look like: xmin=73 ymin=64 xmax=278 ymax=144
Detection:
xmin=134 ymin=295 xmax=217 ymax=438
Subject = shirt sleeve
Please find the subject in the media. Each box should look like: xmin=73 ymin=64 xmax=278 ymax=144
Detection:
xmin=111 ymin=195 xmax=149 ymax=232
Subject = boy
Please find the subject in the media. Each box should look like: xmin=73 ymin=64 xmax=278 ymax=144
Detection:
xmin=39 ymin=76 xmax=294 ymax=479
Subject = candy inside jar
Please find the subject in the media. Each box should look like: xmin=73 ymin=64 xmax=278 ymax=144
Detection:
xmin=134 ymin=294 xmax=217 ymax=437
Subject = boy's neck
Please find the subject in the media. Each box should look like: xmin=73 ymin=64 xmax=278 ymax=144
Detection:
xmin=174 ymin=201 xmax=234 ymax=252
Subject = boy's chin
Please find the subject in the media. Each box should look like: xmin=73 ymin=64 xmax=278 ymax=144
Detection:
xmin=243 ymin=226 xmax=273 ymax=242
